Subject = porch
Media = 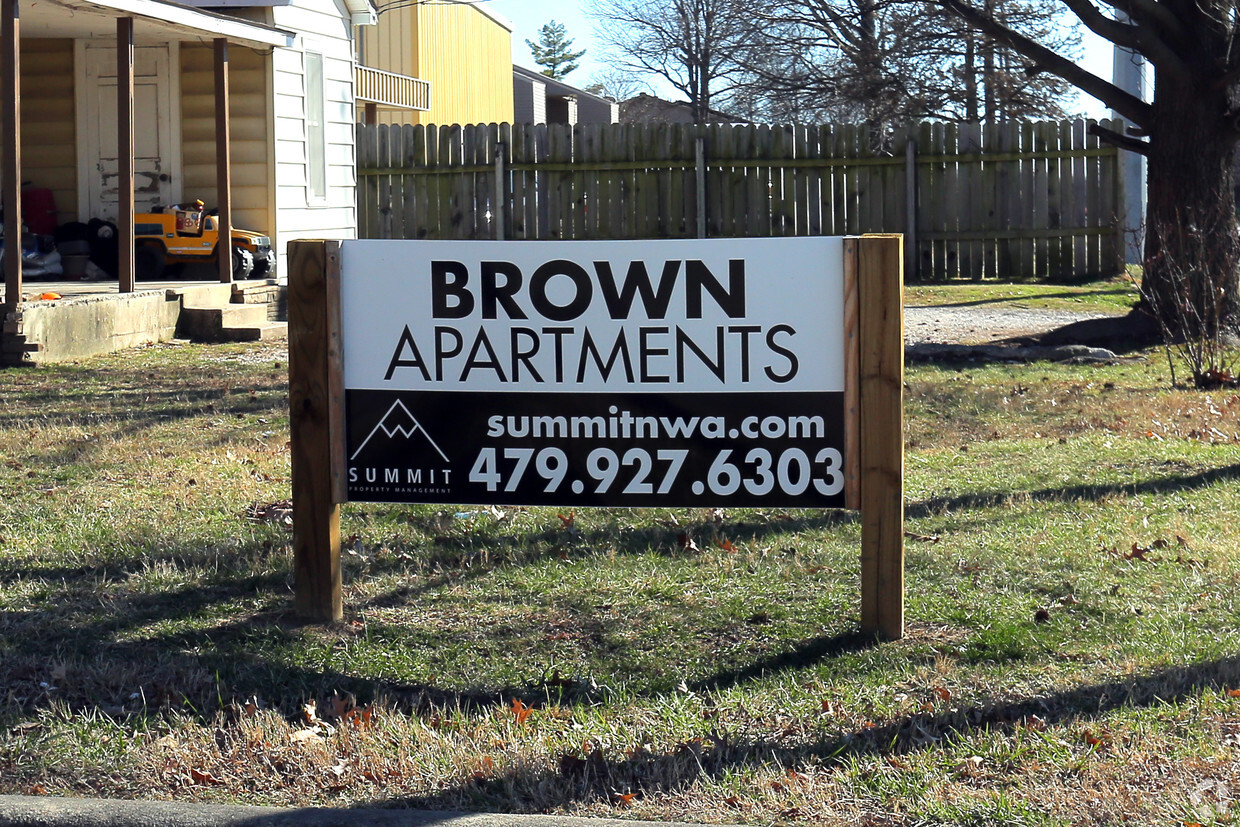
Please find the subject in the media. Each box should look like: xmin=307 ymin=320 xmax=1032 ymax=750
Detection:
xmin=1 ymin=0 xmax=296 ymax=364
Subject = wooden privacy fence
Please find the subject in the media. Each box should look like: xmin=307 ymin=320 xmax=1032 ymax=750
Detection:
xmin=356 ymin=119 xmax=1125 ymax=281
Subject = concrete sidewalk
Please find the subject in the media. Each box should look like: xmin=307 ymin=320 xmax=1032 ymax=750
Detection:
xmin=0 ymin=796 xmax=710 ymax=827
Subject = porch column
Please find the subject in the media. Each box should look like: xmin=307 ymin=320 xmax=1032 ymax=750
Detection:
xmin=215 ymin=37 xmax=232 ymax=283
xmin=2 ymin=0 xmax=20 ymax=310
xmin=116 ymin=17 xmax=135 ymax=292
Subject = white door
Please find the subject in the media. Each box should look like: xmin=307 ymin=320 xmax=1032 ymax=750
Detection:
xmin=82 ymin=45 xmax=177 ymax=221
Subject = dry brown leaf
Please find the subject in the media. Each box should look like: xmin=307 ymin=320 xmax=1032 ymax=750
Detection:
xmin=346 ymin=705 xmax=374 ymax=729
xmin=1082 ymin=729 xmax=1109 ymax=748
xmin=954 ymin=756 xmax=984 ymax=776
xmin=189 ymin=768 xmax=225 ymax=786
xmin=511 ymin=697 xmax=532 ymax=724
xmin=326 ymin=693 xmax=353 ymax=720
xmin=290 ymin=728 xmax=321 ymax=744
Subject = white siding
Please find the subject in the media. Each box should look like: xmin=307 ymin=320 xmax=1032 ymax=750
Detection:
xmin=269 ymin=0 xmax=359 ymax=262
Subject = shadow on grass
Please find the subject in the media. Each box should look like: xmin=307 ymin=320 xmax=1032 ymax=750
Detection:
xmin=3 ymin=439 xmax=1238 ymax=815
xmin=2 ymin=514 xmax=1238 ymax=815
xmin=907 ymin=461 xmax=1240 ymax=520
xmin=0 ymin=363 xmax=289 ymax=480
xmin=361 ymin=652 xmax=1240 ymax=814
xmin=0 ymin=510 xmax=864 ymax=726
xmin=354 ymin=507 xmax=858 ymax=611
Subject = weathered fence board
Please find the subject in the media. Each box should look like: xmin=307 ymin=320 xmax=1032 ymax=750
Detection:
xmin=356 ymin=118 xmax=1125 ymax=281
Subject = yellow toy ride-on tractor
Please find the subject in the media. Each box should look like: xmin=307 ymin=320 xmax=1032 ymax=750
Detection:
xmin=133 ymin=201 xmax=274 ymax=280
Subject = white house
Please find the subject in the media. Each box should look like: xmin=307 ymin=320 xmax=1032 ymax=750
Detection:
xmin=2 ymin=0 xmax=372 ymax=359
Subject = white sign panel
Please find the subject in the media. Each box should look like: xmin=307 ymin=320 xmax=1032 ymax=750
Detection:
xmin=339 ymin=237 xmax=847 ymax=507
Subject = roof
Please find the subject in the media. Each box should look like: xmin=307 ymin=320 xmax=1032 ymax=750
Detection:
xmin=513 ymin=64 xmax=613 ymax=107
xmin=172 ymin=0 xmax=375 ymax=27
xmin=25 ymin=0 xmax=296 ymax=47
xmin=619 ymin=92 xmax=745 ymax=124
xmin=461 ymin=0 xmax=513 ymax=32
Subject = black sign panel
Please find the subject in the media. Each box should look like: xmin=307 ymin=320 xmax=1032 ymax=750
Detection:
xmin=346 ymin=390 xmax=845 ymax=507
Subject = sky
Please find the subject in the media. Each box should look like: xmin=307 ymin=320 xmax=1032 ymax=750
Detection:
xmin=483 ymin=0 xmax=1137 ymax=119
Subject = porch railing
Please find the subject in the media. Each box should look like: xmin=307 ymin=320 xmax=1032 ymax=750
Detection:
xmin=355 ymin=65 xmax=430 ymax=112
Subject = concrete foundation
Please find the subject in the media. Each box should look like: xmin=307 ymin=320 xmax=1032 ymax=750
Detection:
xmin=1 ymin=279 xmax=286 ymax=365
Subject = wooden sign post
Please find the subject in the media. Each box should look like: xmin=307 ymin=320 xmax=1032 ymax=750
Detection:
xmin=288 ymin=236 xmax=904 ymax=637
xmin=289 ymin=240 xmax=344 ymax=622
xmin=850 ymin=235 xmax=905 ymax=640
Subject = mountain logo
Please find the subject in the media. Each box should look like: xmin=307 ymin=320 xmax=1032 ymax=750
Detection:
xmin=349 ymin=399 xmax=449 ymax=463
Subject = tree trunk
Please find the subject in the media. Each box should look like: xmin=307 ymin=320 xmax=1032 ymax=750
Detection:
xmin=1142 ymin=68 xmax=1240 ymax=337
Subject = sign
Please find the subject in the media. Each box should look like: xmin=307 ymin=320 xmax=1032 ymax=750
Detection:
xmin=290 ymin=235 xmax=902 ymax=634
xmin=339 ymin=238 xmax=847 ymax=507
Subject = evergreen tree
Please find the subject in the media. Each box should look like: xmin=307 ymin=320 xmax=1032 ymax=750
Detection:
xmin=527 ymin=20 xmax=587 ymax=80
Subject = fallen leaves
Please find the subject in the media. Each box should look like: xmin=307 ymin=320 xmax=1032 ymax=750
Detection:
xmin=1100 ymin=535 xmax=1195 ymax=566
xmin=189 ymin=768 xmax=225 ymax=786
xmin=510 ymin=698 xmax=532 ymax=725
xmin=246 ymin=500 xmax=293 ymax=528
xmin=290 ymin=728 xmax=323 ymax=746
xmin=1082 ymin=729 xmax=1111 ymax=749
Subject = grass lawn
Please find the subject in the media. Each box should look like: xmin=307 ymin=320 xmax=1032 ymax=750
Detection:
xmin=1 ymin=288 xmax=1238 ymax=824
xmin=906 ymin=276 xmax=1140 ymax=315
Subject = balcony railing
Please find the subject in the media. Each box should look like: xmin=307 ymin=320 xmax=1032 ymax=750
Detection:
xmin=355 ymin=65 xmax=430 ymax=111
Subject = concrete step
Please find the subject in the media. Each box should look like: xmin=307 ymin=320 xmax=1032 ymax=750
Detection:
xmin=178 ymin=303 xmax=271 ymax=342
xmin=166 ymin=283 xmax=236 ymax=308
xmin=221 ymin=321 xmax=288 ymax=342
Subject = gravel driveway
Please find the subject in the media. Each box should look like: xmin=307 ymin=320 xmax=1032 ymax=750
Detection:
xmin=905 ymin=305 xmax=1122 ymax=346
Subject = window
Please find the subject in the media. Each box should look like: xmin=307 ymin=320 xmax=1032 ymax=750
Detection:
xmin=306 ymin=50 xmax=326 ymax=201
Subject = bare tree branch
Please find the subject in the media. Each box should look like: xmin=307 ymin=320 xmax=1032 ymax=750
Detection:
xmin=1059 ymin=0 xmax=1194 ymax=82
xmin=939 ymin=0 xmax=1153 ymax=125
xmin=1088 ymin=121 xmax=1151 ymax=154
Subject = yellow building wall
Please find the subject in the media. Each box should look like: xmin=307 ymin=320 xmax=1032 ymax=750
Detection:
xmin=359 ymin=3 xmax=513 ymax=126
xmin=179 ymin=44 xmax=273 ymax=235
xmin=21 ymin=39 xmax=77 ymax=223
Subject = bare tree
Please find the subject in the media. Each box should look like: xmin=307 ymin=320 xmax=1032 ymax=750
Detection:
xmin=587 ymin=0 xmax=763 ymax=122
xmin=583 ymin=66 xmax=653 ymax=101
xmin=742 ymin=0 xmax=1078 ymax=135
xmin=939 ymin=0 xmax=1240 ymax=334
